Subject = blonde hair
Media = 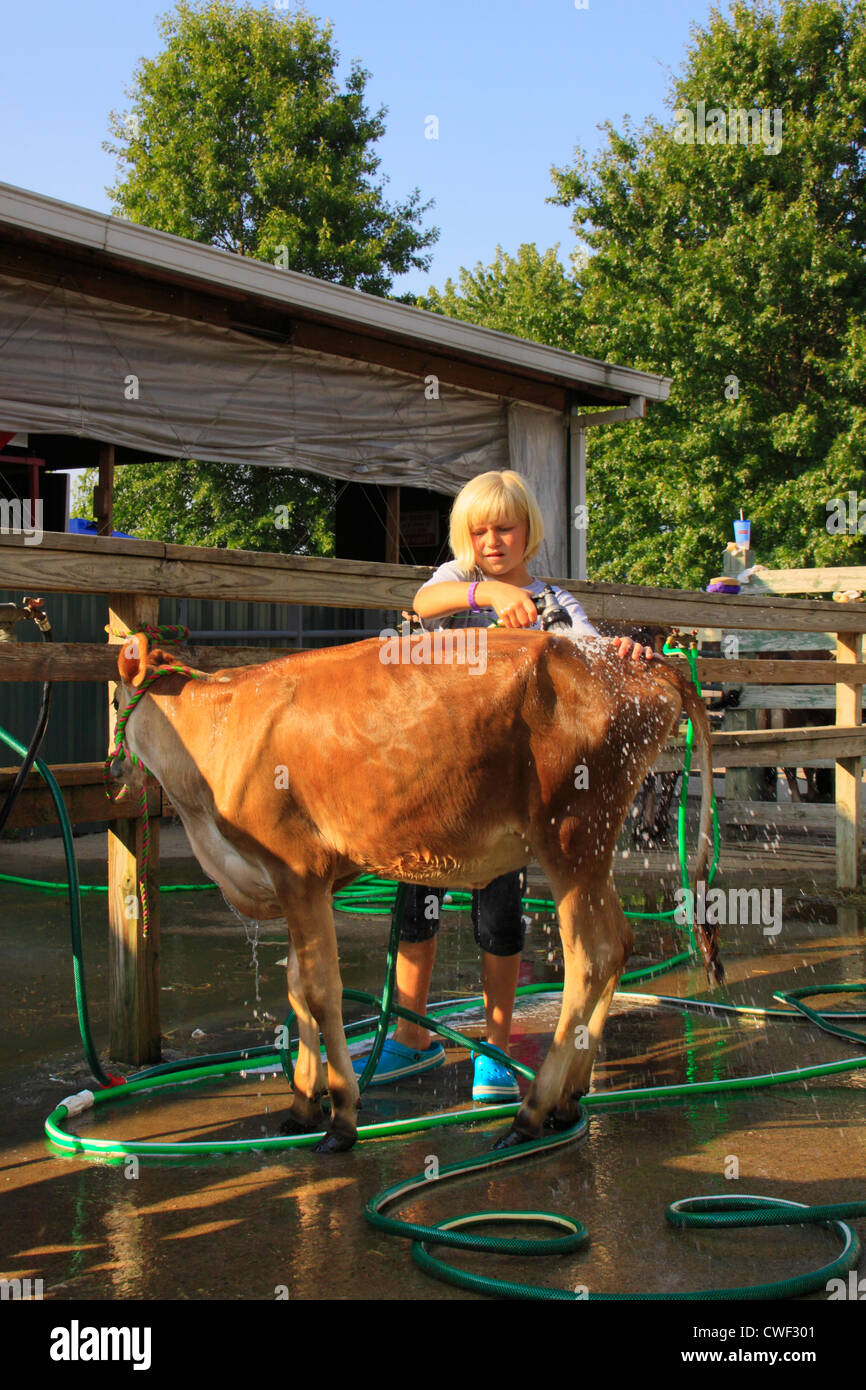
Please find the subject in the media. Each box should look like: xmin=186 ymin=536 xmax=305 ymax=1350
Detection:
xmin=449 ymin=470 xmax=545 ymax=572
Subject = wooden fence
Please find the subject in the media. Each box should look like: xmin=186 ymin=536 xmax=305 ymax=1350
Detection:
xmin=2 ymin=531 xmax=865 ymax=1062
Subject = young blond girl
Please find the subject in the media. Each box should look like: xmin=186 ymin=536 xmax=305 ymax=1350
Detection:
xmin=353 ymin=469 xmax=655 ymax=1100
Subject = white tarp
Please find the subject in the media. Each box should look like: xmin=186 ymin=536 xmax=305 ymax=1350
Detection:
xmin=0 ymin=270 xmax=510 ymax=490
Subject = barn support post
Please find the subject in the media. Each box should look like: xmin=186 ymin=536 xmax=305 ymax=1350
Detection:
xmin=568 ymin=414 xmax=586 ymax=581
xmin=94 ymin=442 xmax=115 ymax=537
xmin=720 ymin=542 xmax=766 ymax=815
xmin=383 ymin=486 xmax=401 ymax=565
xmin=107 ymin=593 xmax=162 ymax=1064
xmin=835 ymin=628 xmax=863 ymax=889
xmin=509 ymin=403 xmax=569 ymax=578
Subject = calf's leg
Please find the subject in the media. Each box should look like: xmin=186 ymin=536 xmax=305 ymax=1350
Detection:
xmin=279 ymin=941 xmax=328 ymax=1136
xmin=279 ymin=888 xmax=360 ymax=1153
xmin=498 ymin=870 xmax=633 ymax=1146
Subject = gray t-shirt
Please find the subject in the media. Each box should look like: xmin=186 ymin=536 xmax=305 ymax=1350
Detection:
xmin=417 ymin=560 xmax=598 ymax=636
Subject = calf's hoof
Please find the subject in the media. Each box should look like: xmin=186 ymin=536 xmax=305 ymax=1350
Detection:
xmin=493 ymin=1123 xmax=538 ymax=1151
xmin=544 ymin=1095 xmax=586 ymax=1132
xmin=543 ymin=1113 xmax=578 ymax=1133
xmin=313 ymin=1130 xmax=357 ymax=1155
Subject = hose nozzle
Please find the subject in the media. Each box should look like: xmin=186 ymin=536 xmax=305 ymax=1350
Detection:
xmin=537 ymin=585 xmax=572 ymax=631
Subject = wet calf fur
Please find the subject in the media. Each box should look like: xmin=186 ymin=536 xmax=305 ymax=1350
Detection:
xmin=114 ymin=629 xmax=716 ymax=1152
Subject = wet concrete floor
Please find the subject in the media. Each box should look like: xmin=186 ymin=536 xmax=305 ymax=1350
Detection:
xmin=2 ymin=826 xmax=865 ymax=1307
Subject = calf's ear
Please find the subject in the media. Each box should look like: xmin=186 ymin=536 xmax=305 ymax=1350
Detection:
xmin=117 ymin=632 xmax=150 ymax=687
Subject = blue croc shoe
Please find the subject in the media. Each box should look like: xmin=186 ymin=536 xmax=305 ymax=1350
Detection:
xmin=471 ymin=1045 xmax=520 ymax=1102
xmin=352 ymin=1037 xmax=445 ymax=1086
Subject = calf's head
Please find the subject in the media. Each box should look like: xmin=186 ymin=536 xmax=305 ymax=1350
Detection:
xmin=108 ymin=633 xmax=176 ymax=787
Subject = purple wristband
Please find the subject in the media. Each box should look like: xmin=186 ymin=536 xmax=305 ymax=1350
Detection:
xmin=467 ymin=581 xmax=481 ymax=613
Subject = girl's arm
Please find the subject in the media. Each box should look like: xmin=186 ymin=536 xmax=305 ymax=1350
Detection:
xmin=414 ymin=576 xmax=656 ymax=657
xmin=414 ymin=579 xmax=536 ymax=626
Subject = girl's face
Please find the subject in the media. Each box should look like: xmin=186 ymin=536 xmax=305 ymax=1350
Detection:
xmin=470 ymin=516 xmax=528 ymax=577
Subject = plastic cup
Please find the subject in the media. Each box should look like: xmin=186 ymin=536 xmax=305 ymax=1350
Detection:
xmin=734 ymin=518 xmax=751 ymax=549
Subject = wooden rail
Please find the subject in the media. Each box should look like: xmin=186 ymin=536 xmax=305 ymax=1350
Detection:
xmin=744 ymin=565 xmax=865 ymax=893
xmin=0 ymin=762 xmax=163 ymax=826
xmin=6 ymin=643 xmax=866 ymax=688
xmin=4 ymin=530 xmax=866 ymax=628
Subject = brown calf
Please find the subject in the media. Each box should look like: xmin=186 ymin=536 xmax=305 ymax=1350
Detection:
xmin=113 ymin=628 xmax=716 ymax=1152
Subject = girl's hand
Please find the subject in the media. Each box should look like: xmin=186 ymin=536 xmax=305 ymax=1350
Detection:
xmin=485 ymin=582 xmax=539 ymax=628
xmin=613 ymin=636 xmax=657 ymax=662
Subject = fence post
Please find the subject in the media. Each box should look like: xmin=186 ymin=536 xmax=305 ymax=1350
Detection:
xmin=835 ymin=628 xmax=863 ymax=889
xmin=108 ymin=593 xmax=162 ymax=1064
xmin=721 ymin=543 xmax=767 ymax=819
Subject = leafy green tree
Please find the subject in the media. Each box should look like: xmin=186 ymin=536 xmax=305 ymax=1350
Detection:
xmin=105 ymin=0 xmax=437 ymax=291
xmin=417 ymin=244 xmax=583 ymax=351
xmin=72 ymin=460 xmax=336 ymax=555
xmin=543 ymin=0 xmax=866 ymax=587
xmin=99 ymin=0 xmax=438 ymax=551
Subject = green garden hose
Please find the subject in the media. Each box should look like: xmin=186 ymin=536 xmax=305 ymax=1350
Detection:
xmin=42 ymin=981 xmax=866 ymax=1299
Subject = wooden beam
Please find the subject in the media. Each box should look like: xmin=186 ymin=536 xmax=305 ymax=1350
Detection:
xmin=0 ymin=773 xmax=162 ymax=828
xmin=715 ymin=725 xmax=866 ymax=760
xmin=568 ymin=414 xmax=586 ymax=580
xmin=9 ymin=642 xmax=866 ymax=688
xmin=383 ymin=486 xmax=401 ymax=566
xmin=94 ymin=443 xmax=114 ymax=537
xmin=290 ymin=321 xmax=586 ymax=411
xmin=836 ymin=630 xmax=863 ymax=889
xmin=107 ymin=593 xmax=161 ymax=1065
xmin=654 ymin=724 xmax=866 ymax=774
xmin=691 ymin=659 xmax=866 ymax=684
xmin=0 ymin=643 xmax=302 ymax=682
xmin=0 ymin=237 xmax=234 ymax=330
xmin=5 ymin=532 xmax=866 ymax=632
xmin=752 ymin=565 xmax=866 ymax=595
xmin=0 ymin=532 xmax=425 ymax=610
xmin=729 ymin=685 xmax=866 ymax=711
xmin=570 ymin=587 xmax=866 ymax=633
xmin=721 ymin=631 xmax=836 ymax=654
xmin=572 ymin=395 xmax=645 ymax=429
xmin=720 ymin=801 xmax=866 ymax=830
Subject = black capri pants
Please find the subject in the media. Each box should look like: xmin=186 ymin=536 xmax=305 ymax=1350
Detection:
xmin=398 ymin=868 xmax=527 ymax=957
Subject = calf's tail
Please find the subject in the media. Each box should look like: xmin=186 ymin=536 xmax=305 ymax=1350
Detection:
xmin=678 ymin=675 xmax=723 ymax=985
xmin=654 ymin=663 xmax=723 ymax=986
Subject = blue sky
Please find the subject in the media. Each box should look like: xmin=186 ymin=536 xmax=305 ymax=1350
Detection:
xmin=1 ymin=0 xmax=719 ymax=295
